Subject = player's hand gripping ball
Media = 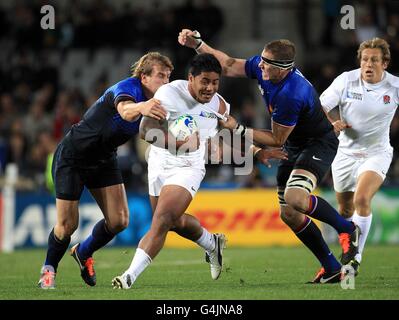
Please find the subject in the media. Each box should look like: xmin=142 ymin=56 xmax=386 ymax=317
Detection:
xmin=169 ymin=115 xmax=199 ymax=141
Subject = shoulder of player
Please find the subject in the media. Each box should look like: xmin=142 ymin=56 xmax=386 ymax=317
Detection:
xmin=107 ymin=77 xmax=139 ymax=103
xmin=215 ymin=93 xmax=229 ymax=114
xmin=108 ymin=77 xmax=136 ymax=90
xmin=384 ymin=71 xmax=399 ymax=89
xmin=280 ymin=74 xmax=312 ymax=102
xmin=342 ymin=69 xmax=359 ymax=81
xmin=154 ymin=80 xmax=184 ymax=97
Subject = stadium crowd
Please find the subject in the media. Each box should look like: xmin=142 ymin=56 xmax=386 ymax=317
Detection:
xmin=0 ymin=0 xmax=399 ymax=193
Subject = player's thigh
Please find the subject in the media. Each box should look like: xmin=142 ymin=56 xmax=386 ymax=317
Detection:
xmin=353 ymin=151 xmax=391 ymax=208
xmin=147 ymin=147 xmax=165 ymax=198
xmin=331 ymin=150 xmax=358 ymax=193
xmin=284 ymin=168 xmax=317 ymax=212
xmin=149 ymin=195 xmax=158 ymax=214
xmin=356 ymin=150 xmax=392 ymax=197
xmin=89 ymin=183 xmax=129 ymax=229
xmin=295 ymin=131 xmax=338 ymax=184
xmin=52 ymin=143 xmax=84 ymax=201
xmin=355 ymin=171 xmax=383 ymax=205
xmin=163 ymin=166 xmax=205 ymax=198
xmin=154 ymin=185 xmax=193 ymax=224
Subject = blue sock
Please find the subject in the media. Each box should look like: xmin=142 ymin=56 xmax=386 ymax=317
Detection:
xmin=307 ymin=195 xmax=355 ymax=234
xmin=294 ymin=216 xmax=341 ymax=273
xmin=44 ymin=228 xmax=71 ymax=272
xmin=78 ymin=219 xmax=115 ymax=260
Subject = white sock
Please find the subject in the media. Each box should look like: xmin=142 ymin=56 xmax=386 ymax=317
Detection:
xmin=345 ymin=216 xmax=353 ymax=222
xmin=195 ymin=228 xmax=215 ymax=252
xmin=125 ymin=248 xmax=152 ymax=283
xmin=352 ymin=212 xmax=373 ymax=263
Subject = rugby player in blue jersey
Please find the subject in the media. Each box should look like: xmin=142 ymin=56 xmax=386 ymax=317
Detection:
xmin=179 ymin=29 xmax=361 ymax=283
xmin=38 ymin=52 xmax=173 ymax=289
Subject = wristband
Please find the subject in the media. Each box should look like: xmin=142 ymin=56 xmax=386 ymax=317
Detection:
xmin=250 ymin=144 xmax=261 ymax=157
xmin=192 ymin=30 xmax=203 ymax=52
xmin=195 ymin=41 xmax=204 ymax=53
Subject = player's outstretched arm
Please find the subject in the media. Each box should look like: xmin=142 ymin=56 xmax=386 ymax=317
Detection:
xmin=219 ymin=115 xmax=294 ymax=147
xmin=178 ymin=29 xmax=246 ymax=78
xmin=117 ymin=98 xmax=167 ymax=122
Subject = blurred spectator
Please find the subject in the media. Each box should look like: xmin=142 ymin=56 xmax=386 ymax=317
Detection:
xmin=239 ymin=99 xmax=257 ymax=128
xmin=313 ymin=62 xmax=339 ymax=93
xmin=355 ymin=12 xmax=380 ymax=43
xmin=52 ymin=91 xmax=81 ymax=141
xmin=320 ymin=0 xmax=341 ymax=47
xmin=5 ymin=131 xmax=29 ymax=176
xmin=385 ymin=14 xmax=399 ymax=74
xmin=23 ymin=99 xmax=53 ymax=144
xmin=296 ymin=0 xmax=311 ymax=49
xmin=0 ymin=93 xmax=19 ymax=137
xmin=196 ymin=0 xmax=224 ymax=45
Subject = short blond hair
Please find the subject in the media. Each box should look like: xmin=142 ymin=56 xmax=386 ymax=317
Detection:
xmin=131 ymin=52 xmax=174 ymax=78
xmin=357 ymin=37 xmax=391 ymax=65
xmin=264 ymin=39 xmax=296 ymax=61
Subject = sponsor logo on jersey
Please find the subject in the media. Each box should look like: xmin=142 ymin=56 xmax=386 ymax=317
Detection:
xmin=347 ymin=91 xmax=363 ymax=100
xmin=199 ymin=111 xmax=218 ymax=119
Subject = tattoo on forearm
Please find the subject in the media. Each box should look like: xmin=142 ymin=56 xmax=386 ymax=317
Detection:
xmin=226 ymin=58 xmax=236 ymax=67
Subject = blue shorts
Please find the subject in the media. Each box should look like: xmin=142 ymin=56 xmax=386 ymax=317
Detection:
xmin=52 ymin=142 xmax=123 ymax=200
xmin=277 ymin=130 xmax=338 ymax=188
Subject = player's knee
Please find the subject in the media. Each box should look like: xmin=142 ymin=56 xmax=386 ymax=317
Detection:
xmin=107 ymin=208 xmax=129 ymax=233
xmin=56 ymin=221 xmax=77 ymax=238
xmin=354 ymin=194 xmax=370 ymax=211
xmin=338 ymin=204 xmax=354 ymax=219
xmin=153 ymin=212 xmax=176 ymax=233
xmin=171 ymin=215 xmax=185 ymax=231
xmin=284 ymin=190 xmax=308 ymax=213
xmin=280 ymin=209 xmax=299 ymax=226
xmin=109 ymin=217 xmax=129 ymax=233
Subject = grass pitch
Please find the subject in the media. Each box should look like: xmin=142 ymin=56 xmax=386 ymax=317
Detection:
xmin=0 ymin=245 xmax=398 ymax=300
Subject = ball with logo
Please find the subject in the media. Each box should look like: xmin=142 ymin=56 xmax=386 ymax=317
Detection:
xmin=169 ymin=114 xmax=198 ymax=141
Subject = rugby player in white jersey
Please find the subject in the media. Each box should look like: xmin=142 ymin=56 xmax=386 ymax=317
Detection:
xmin=112 ymin=53 xmax=287 ymax=289
xmin=320 ymin=38 xmax=399 ymax=274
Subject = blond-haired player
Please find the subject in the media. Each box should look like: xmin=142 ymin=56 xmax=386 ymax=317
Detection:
xmin=320 ymin=38 xmax=399 ymax=274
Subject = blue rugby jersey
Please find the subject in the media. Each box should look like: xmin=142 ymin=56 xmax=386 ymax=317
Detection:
xmin=245 ymin=56 xmax=332 ymax=146
xmin=65 ymin=77 xmax=145 ymax=159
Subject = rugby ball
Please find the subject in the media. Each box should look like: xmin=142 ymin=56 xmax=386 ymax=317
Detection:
xmin=169 ymin=115 xmax=198 ymax=141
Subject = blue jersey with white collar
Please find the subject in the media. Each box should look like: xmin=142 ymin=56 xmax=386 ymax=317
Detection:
xmin=65 ymin=77 xmax=145 ymax=159
xmin=245 ymin=56 xmax=332 ymax=146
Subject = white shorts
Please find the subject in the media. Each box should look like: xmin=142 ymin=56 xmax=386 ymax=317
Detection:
xmin=148 ymin=164 xmax=205 ymax=198
xmin=331 ymin=148 xmax=393 ymax=193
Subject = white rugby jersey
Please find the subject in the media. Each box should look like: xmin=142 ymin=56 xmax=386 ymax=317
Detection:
xmin=150 ymin=80 xmax=230 ymax=169
xmin=320 ymin=69 xmax=399 ymax=155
